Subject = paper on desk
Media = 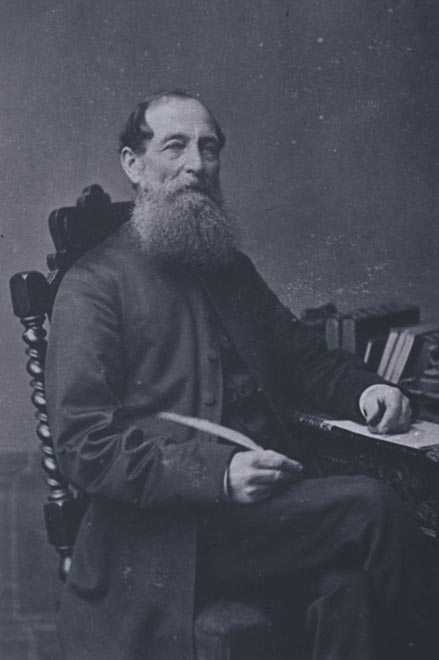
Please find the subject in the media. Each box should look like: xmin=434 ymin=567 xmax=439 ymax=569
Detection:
xmin=326 ymin=418 xmax=439 ymax=449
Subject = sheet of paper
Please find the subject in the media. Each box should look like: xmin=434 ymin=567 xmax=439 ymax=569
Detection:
xmin=325 ymin=418 xmax=439 ymax=449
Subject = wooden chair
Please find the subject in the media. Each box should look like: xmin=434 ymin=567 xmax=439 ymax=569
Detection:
xmin=10 ymin=184 xmax=303 ymax=660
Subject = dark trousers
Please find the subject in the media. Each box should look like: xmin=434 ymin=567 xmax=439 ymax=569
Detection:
xmin=198 ymin=475 xmax=425 ymax=660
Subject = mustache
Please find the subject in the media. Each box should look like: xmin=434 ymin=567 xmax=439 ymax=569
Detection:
xmin=171 ymin=177 xmax=220 ymax=200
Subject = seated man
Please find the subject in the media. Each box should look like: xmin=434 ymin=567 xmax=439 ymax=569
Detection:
xmin=46 ymin=89 xmax=422 ymax=660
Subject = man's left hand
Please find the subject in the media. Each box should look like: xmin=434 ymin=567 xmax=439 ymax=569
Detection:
xmin=359 ymin=384 xmax=412 ymax=434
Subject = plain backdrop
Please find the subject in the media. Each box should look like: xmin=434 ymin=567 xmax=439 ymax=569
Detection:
xmin=1 ymin=0 xmax=439 ymax=452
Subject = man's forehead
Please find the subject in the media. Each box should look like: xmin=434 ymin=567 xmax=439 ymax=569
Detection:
xmin=145 ymin=97 xmax=217 ymax=140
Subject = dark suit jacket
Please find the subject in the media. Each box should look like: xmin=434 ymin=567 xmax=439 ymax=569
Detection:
xmin=45 ymin=221 xmax=382 ymax=660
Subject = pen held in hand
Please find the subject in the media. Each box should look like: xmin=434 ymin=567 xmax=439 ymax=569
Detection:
xmin=157 ymin=411 xmax=260 ymax=451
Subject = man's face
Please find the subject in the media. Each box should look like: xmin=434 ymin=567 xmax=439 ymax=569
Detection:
xmin=135 ymin=97 xmax=221 ymax=197
xmin=126 ymin=96 xmax=239 ymax=271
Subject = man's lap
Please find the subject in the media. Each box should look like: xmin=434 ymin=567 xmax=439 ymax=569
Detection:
xmin=198 ymin=474 xmax=414 ymax=583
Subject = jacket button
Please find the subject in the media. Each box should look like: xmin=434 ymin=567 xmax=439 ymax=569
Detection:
xmin=207 ymin=350 xmax=219 ymax=363
xmin=219 ymin=333 xmax=230 ymax=348
xmin=204 ymin=393 xmax=216 ymax=406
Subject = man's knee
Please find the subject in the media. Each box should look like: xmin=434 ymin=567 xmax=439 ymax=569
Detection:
xmin=345 ymin=475 xmax=399 ymax=512
xmin=344 ymin=475 xmax=415 ymax=542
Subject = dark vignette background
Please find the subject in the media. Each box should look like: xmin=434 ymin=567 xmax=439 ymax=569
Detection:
xmin=1 ymin=0 xmax=438 ymax=451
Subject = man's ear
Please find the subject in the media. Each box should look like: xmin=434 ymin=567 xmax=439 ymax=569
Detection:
xmin=120 ymin=147 xmax=143 ymax=185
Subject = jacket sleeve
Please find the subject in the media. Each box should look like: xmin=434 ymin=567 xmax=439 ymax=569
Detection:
xmin=245 ymin=258 xmax=388 ymax=422
xmin=45 ymin=267 xmax=235 ymax=511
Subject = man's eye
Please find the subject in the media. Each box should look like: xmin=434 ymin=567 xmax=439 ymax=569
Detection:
xmin=202 ymin=145 xmax=219 ymax=158
xmin=165 ymin=142 xmax=185 ymax=151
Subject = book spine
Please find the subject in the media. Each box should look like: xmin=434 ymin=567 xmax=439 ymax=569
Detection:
xmin=378 ymin=329 xmax=399 ymax=377
xmin=341 ymin=317 xmax=356 ymax=353
xmin=385 ymin=330 xmax=405 ymax=382
xmin=325 ymin=316 xmax=341 ymax=350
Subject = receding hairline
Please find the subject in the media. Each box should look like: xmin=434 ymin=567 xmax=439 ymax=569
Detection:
xmin=147 ymin=93 xmax=209 ymax=114
xmin=118 ymin=90 xmax=226 ymax=154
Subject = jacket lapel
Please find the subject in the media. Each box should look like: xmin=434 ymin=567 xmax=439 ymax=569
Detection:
xmin=199 ymin=257 xmax=277 ymax=401
xmin=199 ymin=256 xmax=303 ymax=460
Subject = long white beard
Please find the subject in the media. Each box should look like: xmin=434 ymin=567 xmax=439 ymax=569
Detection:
xmin=130 ymin=182 xmax=241 ymax=271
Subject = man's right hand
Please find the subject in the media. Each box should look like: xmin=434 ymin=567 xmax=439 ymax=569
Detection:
xmin=226 ymin=449 xmax=303 ymax=504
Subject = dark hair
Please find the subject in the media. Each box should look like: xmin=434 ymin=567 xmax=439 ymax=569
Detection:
xmin=118 ymin=89 xmax=226 ymax=154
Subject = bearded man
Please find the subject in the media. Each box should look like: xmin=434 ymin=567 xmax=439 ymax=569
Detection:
xmin=46 ymin=90 xmax=423 ymax=660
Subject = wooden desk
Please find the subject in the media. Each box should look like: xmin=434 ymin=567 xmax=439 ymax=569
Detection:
xmin=287 ymin=411 xmax=439 ymax=538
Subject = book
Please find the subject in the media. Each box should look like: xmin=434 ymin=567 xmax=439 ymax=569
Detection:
xmin=342 ymin=303 xmax=420 ymax=358
xmin=326 ymin=417 xmax=439 ymax=450
xmin=325 ymin=314 xmax=343 ymax=350
xmin=384 ymin=329 xmax=408 ymax=381
xmin=300 ymin=304 xmax=340 ymax=348
xmin=394 ymin=323 xmax=439 ymax=386
xmin=363 ymin=335 xmax=387 ymax=372
xmin=377 ymin=328 xmax=401 ymax=377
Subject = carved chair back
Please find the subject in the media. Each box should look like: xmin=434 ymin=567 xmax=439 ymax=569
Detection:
xmin=10 ymin=184 xmax=132 ymax=578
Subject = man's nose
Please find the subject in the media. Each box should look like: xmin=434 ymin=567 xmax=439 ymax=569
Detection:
xmin=184 ymin=146 xmax=203 ymax=175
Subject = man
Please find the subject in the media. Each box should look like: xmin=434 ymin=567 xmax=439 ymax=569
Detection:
xmin=46 ymin=89 xmax=421 ymax=660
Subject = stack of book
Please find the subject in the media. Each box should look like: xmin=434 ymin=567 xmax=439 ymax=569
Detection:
xmin=301 ymin=301 xmax=439 ymax=387
xmin=323 ymin=303 xmax=420 ymax=358
xmin=377 ymin=323 xmax=439 ymax=384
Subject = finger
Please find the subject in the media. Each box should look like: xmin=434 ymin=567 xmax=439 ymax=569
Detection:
xmin=382 ymin=398 xmax=412 ymax=434
xmin=254 ymin=450 xmax=303 ymax=474
xmin=367 ymin=389 xmax=414 ymax=434
xmin=373 ymin=398 xmax=401 ymax=434
xmin=364 ymin=398 xmax=384 ymax=427
xmin=249 ymin=469 xmax=299 ymax=486
xmin=400 ymin=398 xmax=413 ymax=430
xmin=245 ymin=484 xmax=275 ymax=503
